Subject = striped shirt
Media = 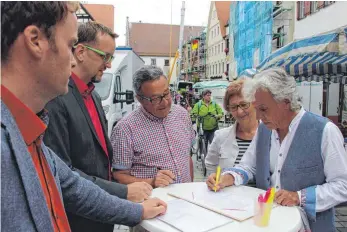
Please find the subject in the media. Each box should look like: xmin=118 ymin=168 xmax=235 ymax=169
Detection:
xmin=111 ymin=104 xmax=195 ymax=183
xmin=234 ymin=137 xmax=252 ymax=165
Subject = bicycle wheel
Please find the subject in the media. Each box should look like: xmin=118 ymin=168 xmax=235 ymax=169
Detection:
xmin=200 ymin=138 xmax=207 ymax=177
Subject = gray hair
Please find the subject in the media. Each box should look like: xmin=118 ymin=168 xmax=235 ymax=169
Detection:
xmin=133 ymin=66 xmax=167 ymax=95
xmin=243 ymin=67 xmax=302 ymax=111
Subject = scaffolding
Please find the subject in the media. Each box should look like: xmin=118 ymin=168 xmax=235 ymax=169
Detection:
xmin=231 ymin=1 xmax=273 ymax=75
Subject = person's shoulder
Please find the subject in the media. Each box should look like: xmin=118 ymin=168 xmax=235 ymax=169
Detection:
xmin=215 ymin=125 xmax=234 ymax=137
xmin=172 ymin=104 xmax=189 ymax=117
xmin=116 ymin=107 xmax=142 ymax=128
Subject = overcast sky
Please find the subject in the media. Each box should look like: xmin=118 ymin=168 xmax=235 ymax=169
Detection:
xmin=84 ymin=0 xmax=211 ymax=46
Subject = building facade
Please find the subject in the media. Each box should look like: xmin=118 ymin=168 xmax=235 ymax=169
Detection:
xmin=128 ymin=22 xmax=204 ymax=85
xmin=206 ymin=1 xmax=231 ymax=80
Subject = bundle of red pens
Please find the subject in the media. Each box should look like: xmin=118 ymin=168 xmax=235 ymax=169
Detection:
xmin=254 ymin=187 xmax=275 ymax=227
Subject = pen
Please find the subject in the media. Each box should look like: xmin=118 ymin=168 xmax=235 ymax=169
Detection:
xmin=214 ymin=166 xmax=221 ymax=192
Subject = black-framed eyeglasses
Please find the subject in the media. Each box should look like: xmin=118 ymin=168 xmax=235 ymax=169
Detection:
xmin=73 ymin=44 xmax=114 ymax=63
xmin=138 ymin=91 xmax=171 ymax=105
xmin=228 ymin=102 xmax=250 ymax=112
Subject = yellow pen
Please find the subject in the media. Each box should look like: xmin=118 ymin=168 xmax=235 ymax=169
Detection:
xmin=214 ymin=166 xmax=221 ymax=192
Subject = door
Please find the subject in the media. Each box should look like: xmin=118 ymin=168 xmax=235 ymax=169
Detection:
xmin=327 ymin=82 xmax=340 ymax=124
xmin=309 ymin=81 xmax=323 ymax=116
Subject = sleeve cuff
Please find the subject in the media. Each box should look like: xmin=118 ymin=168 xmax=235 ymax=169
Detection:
xmin=112 ymin=164 xmax=131 ymax=171
xmin=301 ymin=186 xmax=317 ymax=221
xmin=222 ymin=167 xmax=249 ymax=185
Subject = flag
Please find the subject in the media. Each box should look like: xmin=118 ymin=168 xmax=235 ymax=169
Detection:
xmin=191 ymin=39 xmax=199 ymax=50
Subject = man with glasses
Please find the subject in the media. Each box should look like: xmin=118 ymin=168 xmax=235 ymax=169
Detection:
xmin=111 ymin=66 xmax=195 ymax=188
xmin=44 ymin=21 xmax=152 ymax=232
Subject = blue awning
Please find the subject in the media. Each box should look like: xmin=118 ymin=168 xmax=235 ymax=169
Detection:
xmin=239 ymin=68 xmax=257 ymax=78
xmin=257 ymin=26 xmax=347 ymax=77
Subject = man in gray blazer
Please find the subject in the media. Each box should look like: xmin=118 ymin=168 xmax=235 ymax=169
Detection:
xmin=1 ymin=2 xmax=166 ymax=231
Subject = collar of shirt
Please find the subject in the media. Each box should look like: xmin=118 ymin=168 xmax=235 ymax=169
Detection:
xmin=1 ymin=85 xmax=47 ymax=146
xmin=273 ymin=107 xmax=306 ymax=139
xmin=71 ymin=72 xmax=95 ymax=98
xmin=139 ymin=105 xmax=173 ymax=122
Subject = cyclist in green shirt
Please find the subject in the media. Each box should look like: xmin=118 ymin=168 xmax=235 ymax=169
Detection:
xmin=191 ymin=89 xmax=224 ymax=145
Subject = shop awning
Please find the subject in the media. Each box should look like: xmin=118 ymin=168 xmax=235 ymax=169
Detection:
xmin=257 ymin=26 xmax=347 ymax=78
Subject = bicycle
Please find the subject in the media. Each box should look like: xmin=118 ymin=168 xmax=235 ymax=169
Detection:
xmin=191 ymin=113 xmax=218 ymax=177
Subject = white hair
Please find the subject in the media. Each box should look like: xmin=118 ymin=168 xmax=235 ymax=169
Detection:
xmin=242 ymin=67 xmax=302 ymax=111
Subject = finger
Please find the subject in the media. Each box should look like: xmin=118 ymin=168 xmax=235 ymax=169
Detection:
xmin=157 ymin=173 xmax=174 ymax=184
xmin=275 ymin=194 xmax=286 ymax=205
xmin=206 ymin=181 xmax=215 ymax=190
xmin=143 ymin=182 xmax=153 ymax=191
xmin=155 ymin=205 xmax=167 ymax=215
xmin=156 ymin=179 xmax=170 ymax=187
xmin=274 ymin=190 xmax=285 ymax=201
xmin=159 ymin=170 xmax=176 ymax=180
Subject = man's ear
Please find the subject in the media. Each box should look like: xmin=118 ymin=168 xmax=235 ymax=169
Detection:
xmin=23 ymin=25 xmax=47 ymax=59
xmin=283 ymin=99 xmax=291 ymax=109
xmin=74 ymin=44 xmax=86 ymax=62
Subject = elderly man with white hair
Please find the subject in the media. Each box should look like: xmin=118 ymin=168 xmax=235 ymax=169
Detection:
xmin=206 ymin=68 xmax=347 ymax=231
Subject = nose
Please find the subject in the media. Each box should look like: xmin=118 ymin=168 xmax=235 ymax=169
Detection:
xmin=71 ymin=54 xmax=77 ymax=68
xmin=105 ymin=61 xmax=112 ymax=69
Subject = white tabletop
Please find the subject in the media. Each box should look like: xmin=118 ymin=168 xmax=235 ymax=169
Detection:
xmin=137 ymin=182 xmax=302 ymax=232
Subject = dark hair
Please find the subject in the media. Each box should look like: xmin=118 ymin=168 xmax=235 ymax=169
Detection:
xmin=1 ymin=1 xmax=79 ymax=62
xmin=77 ymin=21 xmax=117 ymax=45
xmin=202 ymin=89 xmax=212 ymax=96
xmin=133 ymin=66 xmax=166 ymax=95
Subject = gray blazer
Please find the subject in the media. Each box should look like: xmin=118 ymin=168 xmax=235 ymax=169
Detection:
xmin=1 ymin=101 xmax=143 ymax=231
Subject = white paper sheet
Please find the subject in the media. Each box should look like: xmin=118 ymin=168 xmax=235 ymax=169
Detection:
xmin=157 ymin=199 xmax=233 ymax=232
xmin=169 ymin=189 xmax=256 ymax=221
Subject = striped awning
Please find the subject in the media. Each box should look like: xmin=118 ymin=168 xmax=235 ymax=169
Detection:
xmin=238 ymin=68 xmax=257 ymax=78
xmin=257 ymin=26 xmax=347 ymax=78
xmin=296 ymin=74 xmax=347 ymax=84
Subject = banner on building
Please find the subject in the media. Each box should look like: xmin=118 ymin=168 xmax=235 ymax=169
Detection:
xmin=342 ymin=85 xmax=347 ymax=128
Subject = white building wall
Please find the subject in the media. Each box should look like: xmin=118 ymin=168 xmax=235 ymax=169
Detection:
xmin=141 ymin=56 xmax=176 ymax=83
xmin=272 ymin=1 xmax=295 ymax=52
xmin=206 ymin=2 xmax=227 ymax=80
xmin=294 ymin=1 xmax=347 ymax=39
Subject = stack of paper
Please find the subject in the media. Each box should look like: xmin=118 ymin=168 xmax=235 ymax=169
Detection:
xmin=157 ymin=199 xmax=233 ymax=232
xmin=168 ymin=190 xmax=255 ymax=221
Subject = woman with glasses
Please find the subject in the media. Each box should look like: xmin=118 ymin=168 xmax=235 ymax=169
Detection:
xmin=205 ymin=79 xmax=259 ymax=183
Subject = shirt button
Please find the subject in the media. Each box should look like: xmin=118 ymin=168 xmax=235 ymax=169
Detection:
xmin=276 ymin=186 xmax=279 ymax=189
xmin=278 ymin=170 xmax=281 ymax=173
xmin=279 ymin=153 xmax=283 ymax=157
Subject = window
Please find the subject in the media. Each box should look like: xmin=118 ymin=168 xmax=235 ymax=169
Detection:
xmin=219 ymin=63 xmax=221 ymax=74
xmin=222 ymin=62 xmax=225 ymax=72
xmin=217 ymin=26 xmax=220 ymax=35
xmin=151 ymin=58 xmax=156 ymax=65
xmin=164 ymin=59 xmax=170 ymax=66
xmin=276 ymin=26 xmax=285 ymax=48
xmin=221 ymin=43 xmax=224 ymax=53
xmin=311 ymin=1 xmax=318 ymax=13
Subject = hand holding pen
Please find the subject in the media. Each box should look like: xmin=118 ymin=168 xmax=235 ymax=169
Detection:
xmin=152 ymin=168 xmax=176 ymax=188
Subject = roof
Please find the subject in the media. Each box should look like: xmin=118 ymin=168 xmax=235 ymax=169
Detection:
xmin=215 ymin=1 xmax=231 ymax=37
xmin=82 ymin=4 xmax=115 ymax=33
xmin=129 ymin=22 xmax=204 ymax=57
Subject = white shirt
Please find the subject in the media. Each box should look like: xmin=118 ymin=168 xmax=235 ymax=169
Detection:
xmin=224 ymin=108 xmax=347 ymax=212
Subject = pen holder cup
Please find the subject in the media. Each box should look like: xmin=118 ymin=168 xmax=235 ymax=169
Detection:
xmin=253 ymin=201 xmax=273 ymax=227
